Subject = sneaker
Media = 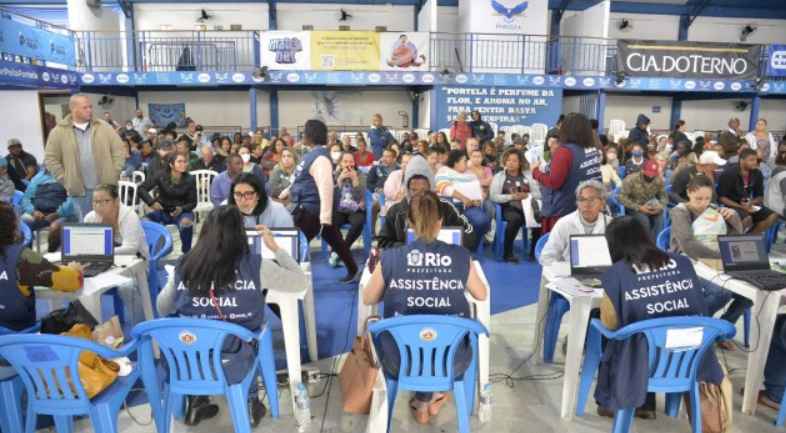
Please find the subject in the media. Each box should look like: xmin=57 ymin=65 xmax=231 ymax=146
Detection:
xmin=184 ymin=395 xmax=219 ymax=426
xmin=503 ymin=255 xmax=519 ymax=264
xmin=249 ymin=397 xmax=267 ymax=427
xmin=329 ymin=252 xmax=339 ymax=268
xmin=339 ymin=269 xmax=362 ymax=284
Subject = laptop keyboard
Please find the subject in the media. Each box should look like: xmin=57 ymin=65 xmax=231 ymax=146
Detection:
xmin=739 ymin=274 xmax=786 ymax=291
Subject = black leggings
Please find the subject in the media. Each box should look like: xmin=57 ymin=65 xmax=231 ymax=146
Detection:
xmin=332 ymin=211 xmax=366 ymax=249
xmin=501 ymin=206 xmax=541 ymax=257
xmin=299 ymin=209 xmax=358 ymax=275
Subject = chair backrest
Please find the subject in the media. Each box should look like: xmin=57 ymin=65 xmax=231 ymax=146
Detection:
xmin=141 ymin=221 xmax=174 ymax=262
xmin=594 ymin=317 xmax=735 ymax=391
xmin=299 ymin=231 xmax=310 ymax=262
xmin=610 ymin=186 xmax=625 ymax=216
xmin=530 ymin=123 xmax=548 ymax=144
xmin=367 ymin=315 xmax=489 ymax=389
xmin=618 ymin=165 xmax=626 ymax=179
xmin=130 ymin=319 xmax=260 ymax=392
xmin=118 ymin=180 xmax=140 ymax=215
xmin=486 ymin=122 xmax=498 ymax=137
xmin=18 ymin=223 xmax=32 ymax=248
xmin=534 ymin=233 xmax=550 ymax=261
xmin=132 ymin=170 xmax=146 ymax=184
xmin=11 ymin=190 xmax=24 ymax=206
xmin=609 ymin=119 xmax=625 ymax=136
xmin=0 ymin=334 xmax=124 ymax=408
xmin=656 ymin=227 xmax=671 ymax=251
xmin=190 ymin=170 xmax=217 ymax=207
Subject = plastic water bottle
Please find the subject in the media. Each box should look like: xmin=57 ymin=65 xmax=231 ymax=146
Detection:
xmin=478 ymin=383 xmax=493 ymax=423
xmin=295 ymin=382 xmax=311 ymax=431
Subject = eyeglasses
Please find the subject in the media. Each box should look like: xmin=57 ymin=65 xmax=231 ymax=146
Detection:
xmin=92 ymin=199 xmax=113 ymax=207
xmin=578 ymin=197 xmax=601 ymax=205
xmin=233 ymin=191 xmax=257 ymax=200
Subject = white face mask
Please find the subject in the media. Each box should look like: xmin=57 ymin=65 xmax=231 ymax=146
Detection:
xmin=607 ymin=154 xmax=617 ymax=161
xmin=125 ymin=125 xmax=133 ymax=131
xmin=240 ymin=153 xmax=251 ymax=163
xmin=331 ymin=152 xmax=342 ymax=163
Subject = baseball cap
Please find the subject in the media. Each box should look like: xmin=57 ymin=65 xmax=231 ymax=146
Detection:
xmin=643 ymin=160 xmax=659 ymax=177
xmin=699 ymin=150 xmax=726 ymax=166
xmin=7 ymin=138 xmax=21 ymax=148
xmin=148 ymin=128 xmax=157 ymax=135
xmin=0 ymin=156 xmax=7 ymax=167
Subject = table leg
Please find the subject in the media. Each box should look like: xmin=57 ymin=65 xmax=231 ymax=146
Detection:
xmin=560 ymin=296 xmax=593 ymax=421
xmin=131 ymin=262 xmax=155 ymax=322
xmin=303 ymin=284 xmax=318 ymax=363
xmin=475 ymin=302 xmax=490 ymax=394
xmin=365 ymin=370 xmax=388 ymax=433
xmin=277 ymin=297 xmax=303 ymax=415
xmin=531 ymin=274 xmax=551 ymax=366
xmin=357 ymin=282 xmax=374 ymax=336
xmin=80 ymin=292 xmax=102 ymax=322
xmin=740 ymin=290 xmax=781 ymax=415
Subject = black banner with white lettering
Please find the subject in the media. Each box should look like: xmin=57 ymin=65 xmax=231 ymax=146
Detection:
xmin=616 ymin=40 xmax=761 ymax=80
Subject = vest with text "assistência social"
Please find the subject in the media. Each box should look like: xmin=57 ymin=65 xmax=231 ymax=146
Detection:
xmin=541 ymin=143 xmax=601 ymax=217
xmin=0 ymin=243 xmax=35 ymax=331
xmin=290 ymin=146 xmax=331 ymax=217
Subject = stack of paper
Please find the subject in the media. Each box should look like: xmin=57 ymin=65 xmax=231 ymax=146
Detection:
xmin=547 ymin=277 xmax=601 ymax=297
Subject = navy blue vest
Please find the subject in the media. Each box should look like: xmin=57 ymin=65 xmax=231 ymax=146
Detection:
xmin=0 ymin=243 xmax=35 ymax=331
xmin=541 ymin=143 xmax=601 ymax=217
xmin=595 ymin=253 xmax=723 ymax=410
xmin=380 ymin=239 xmax=471 ymax=319
xmin=290 ymin=146 xmax=331 ymax=216
xmin=170 ymin=255 xmax=265 ymax=331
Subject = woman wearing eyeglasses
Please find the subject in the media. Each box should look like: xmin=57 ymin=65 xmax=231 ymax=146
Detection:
xmin=227 ymin=172 xmax=293 ymax=228
xmin=83 ymin=184 xmax=148 ymax=260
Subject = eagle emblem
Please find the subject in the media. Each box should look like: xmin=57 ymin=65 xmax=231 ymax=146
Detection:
xmin=491 ymin=0 xmax=529 ymax=23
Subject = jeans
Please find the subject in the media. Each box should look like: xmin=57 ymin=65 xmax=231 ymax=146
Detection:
xmin=628 ymin=209 xmax=663 ymax=242
xmin=703 ymin=281 xmax=753 ymax=325
xmin=71 ymin=190 xmax=94 ymax=221
xmin=144 ymin=210 xmax=195 ymax=253
xmin=764 ymin=315 xmax=786 ymax=403
xmin=460 ymin=206 xmax=491 ymax=250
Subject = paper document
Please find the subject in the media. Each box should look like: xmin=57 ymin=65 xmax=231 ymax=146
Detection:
xmin=452 ymin=181 xmax=483 ymax=201
xmin=547 ymin=277 xmax=600 ymax=297
xmin=83 ymin=274 xmax=132 ymax=297
xmin=665 ymin=327 xmax=704 ymax=350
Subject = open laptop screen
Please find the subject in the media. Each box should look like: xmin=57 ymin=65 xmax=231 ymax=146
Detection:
xmin=406 ymin=227 xmax=463 ymax=247
xmin=62 ymin=224 xmax=113 ymax=260
xmin=569 ymin=234 xmax=612 ymax=274
xmin=246 ymin=228 xmax=300 ymax=262
xmin=718 ymin=235 xmax=769 ymax=271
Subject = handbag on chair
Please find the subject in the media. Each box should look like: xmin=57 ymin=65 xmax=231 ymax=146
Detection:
xmin=338 ymin=316 xmax=381 ymax=414
xmin=684 ymin=374 xmax=733 ymax=433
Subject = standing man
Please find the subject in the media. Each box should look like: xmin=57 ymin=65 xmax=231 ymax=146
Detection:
xmin=728 ymin=117 xmax=742 ymax=137
xmin=132 ymin=108 xmax=154 ymax=140
xmin=469 ymin=110 xmax=494 ymax=143
xmin=717 ymin=148 xmax=779 ymax=234
xmin=627 ymin=114 xmax=651 ymax=147
xmin=6 ymin=138 xmax=38 ymax=183
xmin=368 ymin=114 xmax=395 ymax=160
xmin=45 ymin=94 xmax=125 ymax=220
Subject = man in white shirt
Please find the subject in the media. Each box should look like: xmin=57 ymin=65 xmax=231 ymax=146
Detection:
xmin=132 ymin=108 xmax=154 ymax=140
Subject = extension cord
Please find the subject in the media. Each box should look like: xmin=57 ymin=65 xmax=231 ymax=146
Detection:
xmin=275 ymin=369 xmax=322 ymax=385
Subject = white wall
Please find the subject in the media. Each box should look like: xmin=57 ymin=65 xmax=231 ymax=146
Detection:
xmin=133 ymin=3 xmax=269 ymax=31
xmin=83 ymin=93 xmax=137 ymax=125
xmin=562 ymin=95 xmax=581 ymax=114
xmin=276 ymin=4 xmax=414 ymax=31
xmin=137 ymin=91 xmax=256 ymax=129
xmin=680 ymin=99 xmax=753 ymax=132
xmin=689 ymin=18 xmax=786 ymax=44
xmin=561 ymin=1 xmax=609 ymax=75
xmin=277 ymin=90 xmax=412 ymax=130
xmin=2 ymin=91 xmax=45 ymax=162
xmin=419 ymin=91 xmax=432 ymax=129
xmin=608 ymin=13 xmax=679 ymax=41
xmin=759 ymin=100 xmax=786 ymax=134
xmin=437 ymin=6 xmax=458 ymax=34
xmin=603 ymin=95 xmax=673 ymax=131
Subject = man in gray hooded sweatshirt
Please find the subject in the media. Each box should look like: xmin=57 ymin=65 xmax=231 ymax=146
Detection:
xmin=376 ymin=154 xmax=476 ymax=249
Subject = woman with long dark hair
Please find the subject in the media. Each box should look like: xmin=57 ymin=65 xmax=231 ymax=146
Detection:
xmin=261 ymin=138 xmax=287 ymax=177
xmin=533 ymin=113 xmax=601 ymax=233
xmin=228 ymin=172 xmax=293 ymax=227
xmin=595 ymin=216 xmax=723 ymax=419
xmin=156 ymin=205 xmax=306 ymax=427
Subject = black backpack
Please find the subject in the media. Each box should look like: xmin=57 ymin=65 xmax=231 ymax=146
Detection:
xmin=32 ymin=181 xmax=68 ymax=214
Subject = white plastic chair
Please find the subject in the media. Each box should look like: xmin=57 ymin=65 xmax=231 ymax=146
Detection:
xmin=118 ymin=180 xmax=143 ymax=217
xmin=609 ymin=119 xmax=626 ymax=137
xmin=531 ymin=123 xmax=548 ymax=145
xmin=487 ymin=122 xmax=499 ymax=137
xmin=414 ymin=129 xmax=430 ymax=140
xmin=190 ymin=170 xmax=217 ymax=220
xmin=131 ymin=170 xmax=145 ymax=184
xmin=694 ymin=131 xmax=705 ymax=141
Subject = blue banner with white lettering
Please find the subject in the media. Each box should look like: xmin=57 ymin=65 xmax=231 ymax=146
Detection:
xmin=767 ymin=45 xmax=786 ymax=77
xmin=434 ymin=86 xmax=562 ymax=129
xmin=0 ymin=60 xmax=79 ymax=89
xmin=0 ymin=19 xmax=75 ymax=65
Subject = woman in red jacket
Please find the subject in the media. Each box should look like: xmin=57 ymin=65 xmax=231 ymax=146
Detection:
xmin=450 ymin=110 xmax=472 ymax=147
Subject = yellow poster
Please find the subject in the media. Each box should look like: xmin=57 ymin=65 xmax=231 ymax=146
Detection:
xmin=310 ymin=31 xmax=380 ymax=71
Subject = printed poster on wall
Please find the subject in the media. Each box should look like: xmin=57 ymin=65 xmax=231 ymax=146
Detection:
xmin=311 ymin=31 xmax=380 ymax=71
xmin=767 ymin=45 xmax=786 ymax=77
xmin=461 ymin=0 xmax=548 ymax=34
xmin=379 ymin=32 xmax=429 ymax=71
xmin=149 ymin=103 xmax=186 ymax=128
xmin=0 ymin=19 xmax=76 ymax=65
xmin=434 ymin=86 xmax=562 ymax=130
xmin=259 ymin=31 xmax=311 ymax=70
xmin=311 ymin=91 xmax=364 ymax=126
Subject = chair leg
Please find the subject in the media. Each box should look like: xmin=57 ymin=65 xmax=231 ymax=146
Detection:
xmin=258 ymin=331 xmax=280 ymax=419
xmin=612 ymin=408 xmax=635 ymax=433
xmin=53 ymin=414 xmax=74 ymax=433
xmin=0 ymin=377 xmax=24 ymax=433
xmin=385 ymin=379 xmax=398 ymax=433
xmin=112 ymin=290 xmax=125 ymax=323
xmin=23 ymin=405 xmax=36 ymax=433
xmin=689 ymin=384 xmax=703 ymax=433
xmin=453 ymin=381 xmax=471 ymax=433
xmin=227 ymin=384 xmax=253 ymax=433
xmin=743 ymin=308 xmax=752 ymax=348
xmin=543 ymin=295 xmax=570 ymax=364
xmin=775 ymin=393 xmax=786 ymax=426
xmin=87 ymin=404 xmax=117 ymax=433
xmin=664 ymin=393 xmax=681 ymax=417
xmin=576 ymin=327 xmax=602 ymax=417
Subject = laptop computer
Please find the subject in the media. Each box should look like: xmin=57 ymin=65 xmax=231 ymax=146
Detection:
xmin=406 ymin=227 xmax=463 ymax=247
xmin=61 ymin=223 xmax=115 ymax=278
xmin=718 ymin=234 xmax=786 ymax=291
xmin=246 ymin=227 xmax=301 ymax=262
xmin=569 ymin=234 xmax=613 ymax=287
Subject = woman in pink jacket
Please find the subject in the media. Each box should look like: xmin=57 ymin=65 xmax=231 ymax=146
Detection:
xmin=450 ymin=110 xmax=472 ymax=147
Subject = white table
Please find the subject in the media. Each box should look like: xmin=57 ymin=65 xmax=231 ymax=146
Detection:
xmin=361 ymin=260 xmax=491 ymax=433
xmin=38 ymin=253 xmax=155 ymax=323
xmin=531 ymin=262 xmax=603 ymax=421
xmin=693 ymin=262 xmax=786 ymax=416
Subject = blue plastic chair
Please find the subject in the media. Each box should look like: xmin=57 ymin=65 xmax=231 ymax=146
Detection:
xmin=492 ymin=203 xmax=529 ymax=261
xmin=663 ymin=185 xmax=673 ymax=227
xmin=367 ymin=315 xmax=489 ymax=433
xmin=656 ymin=227 xmax=671 ymax=251
xmin=299 ymin=231 xmax=310 ymax=262
xmin=0 ymin=323 xmax=39 ymax=433
xmin=20 ymin=179 xmax=30 ymax=187
xmin=0 ymin=333 xmax=141 ymax=432
xmin=576 ymin=317 xmax=735 ymax=433
xmin=379 ymin=190 xmax=386 ymax=226
xmin=610 ymin=187 xmax=626 ymax=216
xmin=618 ymin=166 xmax=626 ymax=179
xmin=11 ymin=190 xmax=23 ymax=208
xmin=534 ymin=232 xmax=550 ymax=261
xmin=535 ymin=232 xmax=572 ymax=363
xmin=18 ymin=223 xmax=32 ymax=248
xmin=766 ymin=221 xmax=781 ymax=253
xmin=776 ymin=387 xmax=786 ymax=426
xmin=131 ymin=319 xmax=280 ymax=433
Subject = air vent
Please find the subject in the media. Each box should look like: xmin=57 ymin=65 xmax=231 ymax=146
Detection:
xmin=302 ymin=25 xmax=314 ymax=30
xmin=230 ymin=24 xmax=242 ymax=31
xmin=339 ymin=25 xmax=351 ymax=31
xmin=375 ymin=26 xmax=387 ymax=32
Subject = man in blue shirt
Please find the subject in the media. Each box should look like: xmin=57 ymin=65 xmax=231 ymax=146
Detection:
xmin=368 ymin=114 xmax=395 ymax=160
xmin=210 ymin=154 xmax=243 ymax=206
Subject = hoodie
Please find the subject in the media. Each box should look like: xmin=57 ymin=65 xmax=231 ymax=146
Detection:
xmin=469 ymin=110 xmax=494 ymax=143
xmin=627 ymin=114 xmax=651 ymax=147
xmin=375 ymin=155 xmax=476 ymax=249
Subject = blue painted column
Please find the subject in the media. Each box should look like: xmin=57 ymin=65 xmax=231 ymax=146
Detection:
xmin=125 ymin=11 xmax=136 ymax=70
xmin=412 ymin=98 xmax=419 ymax=129
xmin=671 ymin=96 xmax=682 ymax=130
xmin=749 ymin=95 xmax=761 ymax=128
xmin=678 ymin=15 xmax=689 ymax=41
xmin=546 ymin=11 xmax=561 ymax=73
xmin=429 ymin=88 xmax=438 ymax=130
xmin=249 ymin=88 xmax=258 ymax=132
xmin=269 ymin=1 xmax=277 ymax=30
xmin=270 ymin=90 xmax=280 ymax=134
xmin=596 ymin=90 xmax=606 ymax=132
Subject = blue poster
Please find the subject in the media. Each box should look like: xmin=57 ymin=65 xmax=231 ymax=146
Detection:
xmin=0 ymin=59 xmax=79 ymax=89
xmin=149 ymin=103 xmax=186 ymax=128
xmin=0 ymin=20 xmax=75 ymax=65
xmin=767 ymin=45 xmax=786 ymax=77
xmin=434 ymin=86 xmax=563 ymax=129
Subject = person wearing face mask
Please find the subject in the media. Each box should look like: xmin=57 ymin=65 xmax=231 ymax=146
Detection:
xmin=238 ymin=145 xmax=266 ymax=183
xmin=717 ymin=148 xmax=779 ymax=234
xmin=227 ymin=172 xmax=293 ymax=227
xmin=623 ymin=143 xmax=647 ymax=178
xmin=764 ymin=140 xmax=786 ymax=219
xmin=329 ymin=143 xmax=343 ymax=167
xmin=600 ymin=147 xmax=622 ymax=190
xmin=617 ymin=160 xmax=667 ymax=241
